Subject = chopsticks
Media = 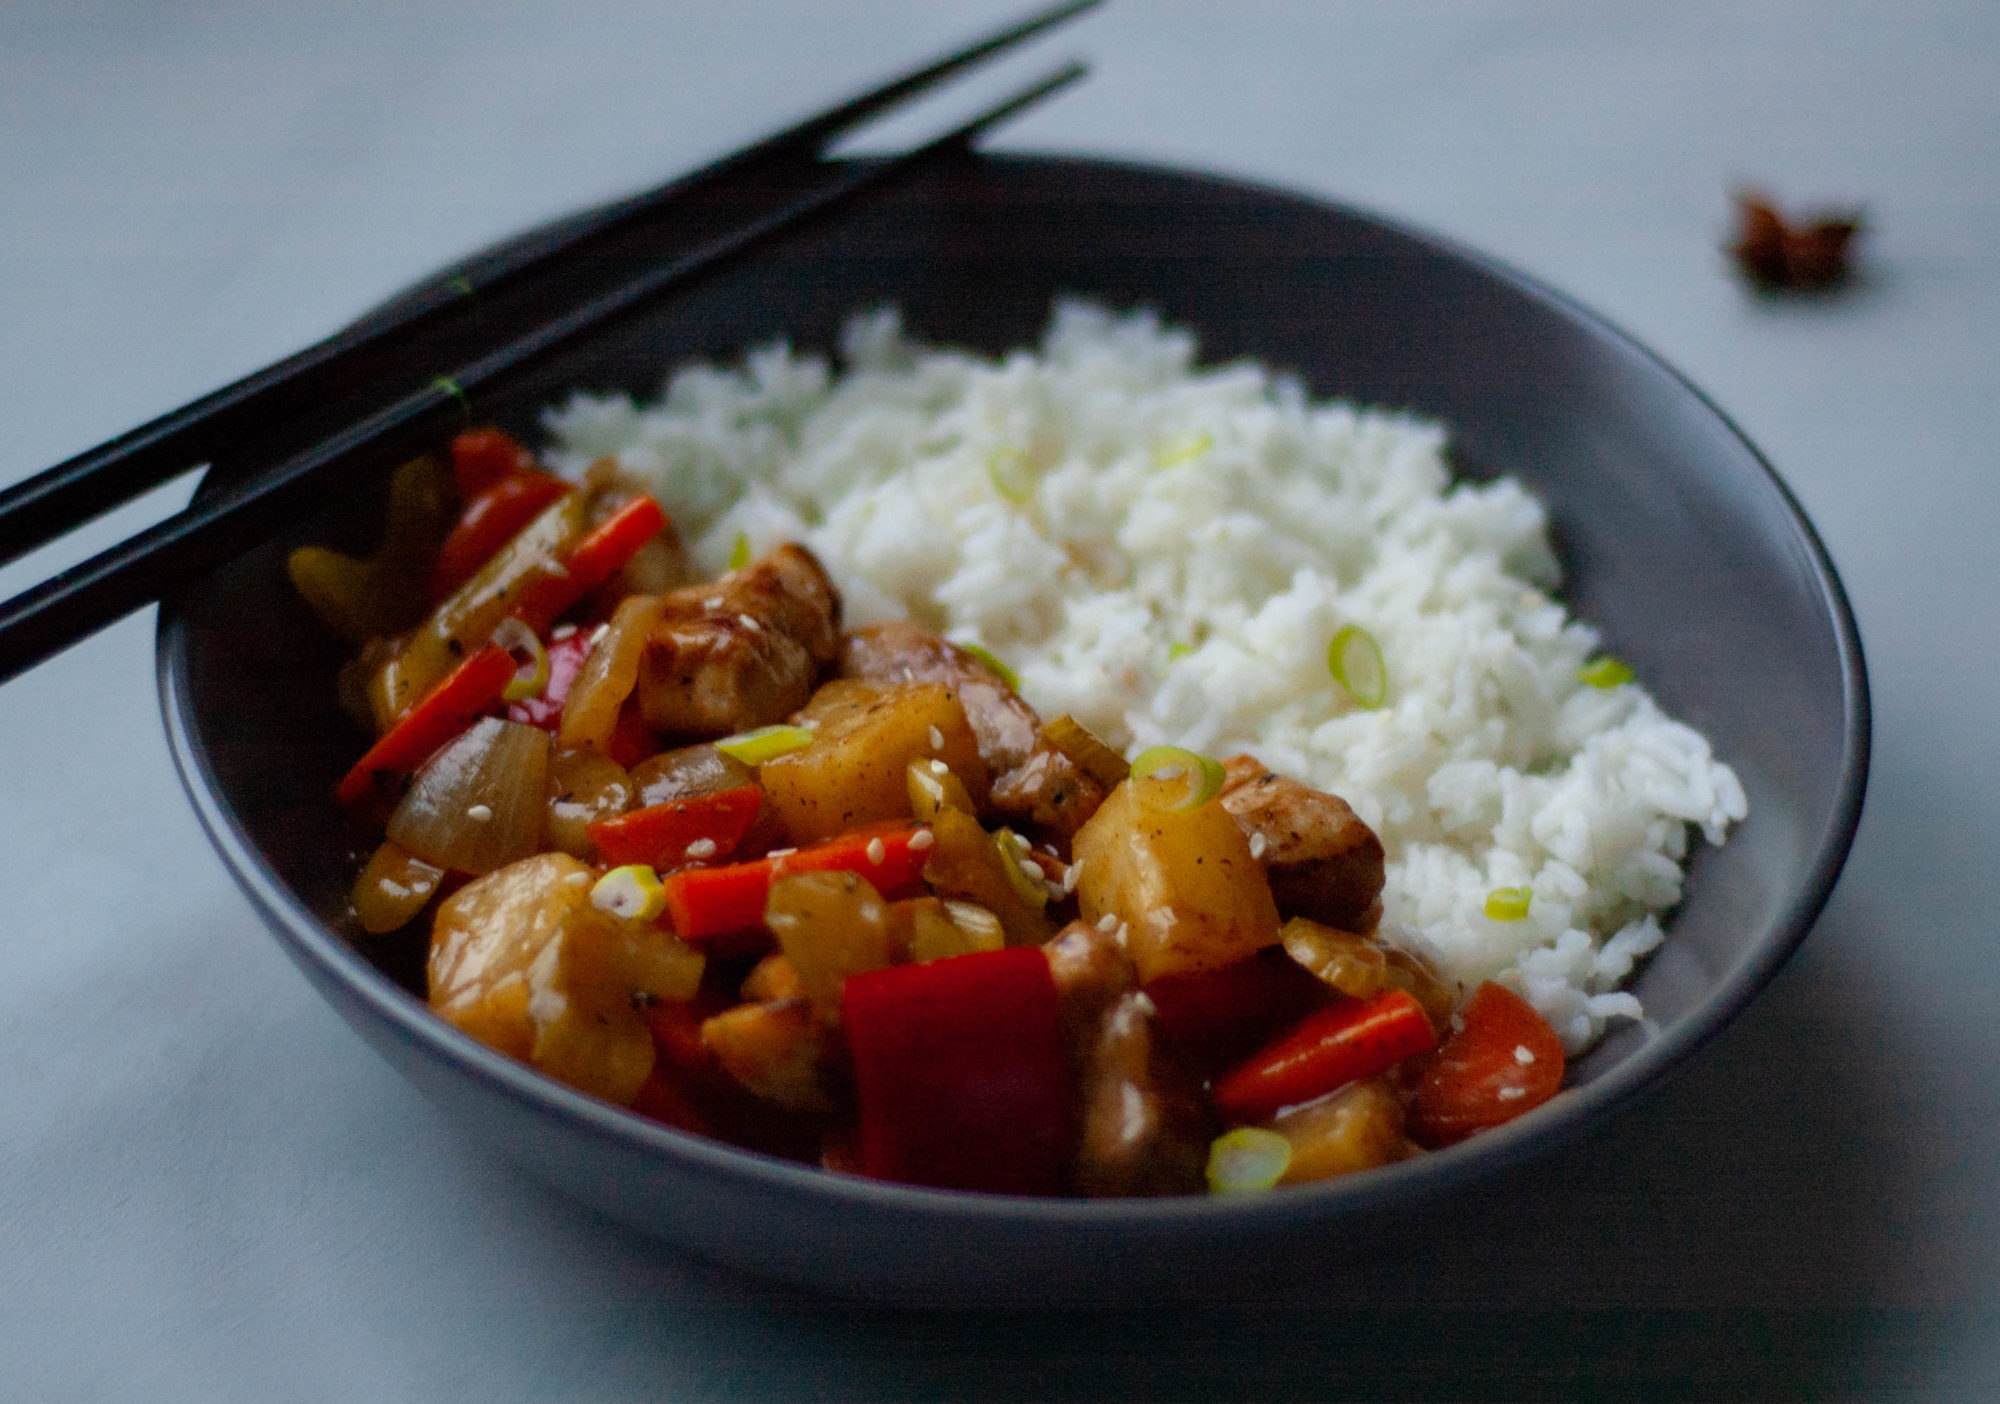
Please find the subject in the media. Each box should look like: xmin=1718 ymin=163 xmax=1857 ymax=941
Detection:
xmin=0 ymin=5 xmax=1095 ymax=685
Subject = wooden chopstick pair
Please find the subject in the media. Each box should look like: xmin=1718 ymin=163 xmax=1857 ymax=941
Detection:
xmin=0 ymin=0 xmax=1097 ymax=686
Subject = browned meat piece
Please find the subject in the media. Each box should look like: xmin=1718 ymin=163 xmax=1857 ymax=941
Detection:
xmin=1042 ymin=921 xmax=1210 ymax=1197
xmin=1219 ymin=754 xmax=1386 ymax=932
xmin=990 ymin=742 xmax=1109 ymax=849
xmin=636 ymin=545 xmax=840 ymax=738
xmin=840 ymin=621 xmax=1040 ymax=774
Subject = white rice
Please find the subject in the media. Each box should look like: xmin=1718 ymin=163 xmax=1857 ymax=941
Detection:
xmin=544 ymin=302 xmax=1746 ymax=1051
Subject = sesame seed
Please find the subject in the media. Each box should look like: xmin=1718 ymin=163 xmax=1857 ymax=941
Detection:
xmin=1497 ymin=1086 xmax=1527 ymax=1101
xmin=737 ymin=613 xmax=762 ymax=632
xmin=1514 ymin=1045 xmax=1536 ymax=1065
xmin=551 ymin=623 xmax=577 ymax=640
xmin=1062 ymin=860 xmax=1081 ymax=894
xmin=564 ymin=872 xmax=591 ymax=888
xmin=928 ymin=759 xmax=949 ymax=775
xmin=684 ymin=838 xmax=718 ymax=860
xmin=588 ymin=623 xmax=610 ymax=648
xmin=465 ymin=804 xmax=493 ymax=823
xmin=380 ymin=880 xmax=409 ymax=900
xmin=1017 ymin=858 xmax=1043 ymax=883
xmin=702 ymin=596 xmax=724 ymax=610
xmin=1096 ymin=913 xmax=1118 ymax=932
xmin=908 ymin=829 xmax=935 ymax=851
xmin=928 ymin=724 xmax=944 ymax=750
xmin=866 ymin=837 xmax=887 ymax=866
xmin=1248 ymin=832 xmax=1268 ymax=860
xmin=766 ymin=846 xmax=797 ymax=859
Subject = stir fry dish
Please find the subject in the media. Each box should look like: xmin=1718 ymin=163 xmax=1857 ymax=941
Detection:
xmin=295 ymin=428 xmax=1569 ymax=1197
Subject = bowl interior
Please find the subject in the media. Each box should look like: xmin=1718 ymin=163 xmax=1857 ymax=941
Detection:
xmin=158 ymin=153 xmax=1866 ymax=1299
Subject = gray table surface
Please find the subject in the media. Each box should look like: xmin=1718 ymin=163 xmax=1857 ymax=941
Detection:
xmin=3 ymin=2 xmax=1995 ymax=1399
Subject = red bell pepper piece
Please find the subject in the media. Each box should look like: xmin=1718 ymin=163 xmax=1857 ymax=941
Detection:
xmin=1407 ymin=981 xmax=1565 ymax=1148
xmin=604 ymin=696 xmax=656 ymax=769
xmin=588 ymin=784 xmax=764 ymax=870
xmin=1211 ymin=988 xmax=1438 ymax=1122
xmin=659 ymin=821 xmax=928 ymax=943
xmin=449 ymin=426 xmax=538 ymax=499
xmin=505 ymin=628 xmax=594 ymax=729
xmin=842 ymin=946 xmax=1073 ymax=1195
xmin=510 ymin=494 xmax=669 ymax=629
xmin=334 ymin=644 xmax=514 ymax=806
xmin=1142 ymin=947 xmax=1331 ymax=1076
xmin=430 ymin=470 xmax=572 ymax=602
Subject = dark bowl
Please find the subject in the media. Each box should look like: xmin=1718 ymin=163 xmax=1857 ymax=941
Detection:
xmin=157 ymin=153 xmax=1868 ymax=1305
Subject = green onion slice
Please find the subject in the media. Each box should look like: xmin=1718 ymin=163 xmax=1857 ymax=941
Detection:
xmin=714 ymin=724 xmax=815 ymax=766
xmin=1484 ymin=886 xmax=1532 ymax=921
xmin=1206 ymin=1126 xmax=1291 ymax=1193
xmin=1328 ymin=623 xmax=1388 ymax=709
xmin=994 ymin=828 xmax=1050 ymax=908
xmin=986 ymin=444 xmax=1036 ymax=504
xmin=1167 ymin=641 xmax=1194 ymax=662
xmin=1152 ymin=429 xmax=1214 ymax=469
xmin=491 ymin=618 xmax=550 ymax=702
xmin=1129 ymin=745 xmax=1226 ymax=811
xmin=592 ymin=864 xmax=666 ymax=923
xmin=728 ymin=530 xmax=751 ymax=570
xmin=959 ymin=641 xmax=1019 ymax=693
xmin=1578 ymin=655 xmax=1634 ymax=689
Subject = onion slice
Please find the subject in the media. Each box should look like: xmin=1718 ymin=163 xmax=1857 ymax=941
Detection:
xmin=387 ymin=717 xmax=549 ymax=875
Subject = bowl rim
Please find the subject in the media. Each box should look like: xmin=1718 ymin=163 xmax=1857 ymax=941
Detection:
xmin=156 ymin=150 xmax=1871 ymax=1230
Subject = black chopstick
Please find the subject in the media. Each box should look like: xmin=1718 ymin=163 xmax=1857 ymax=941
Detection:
xmin=0 ymin=0 xmax=1099 ymax=570
xmin=0 ymin=61 xmax=1087 ymax=686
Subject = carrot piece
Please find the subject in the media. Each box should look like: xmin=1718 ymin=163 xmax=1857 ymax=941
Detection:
xmin=1407 ymin=981 xmax=1566 ymax=1148
xmin=430 ymin=471 xmax=571 ymax=602
xmin=659 ymin=821 xmax=927 ymax=943
xmin=510 ymin=494 xmax=670 ymax=628
xmin=1211 ymin=989 xmax=1438 ymax=1122
xmin=449 ymin=427 xmax=538 ymax=499
xmin=588 ymin=785 xmax=764 ymax=869
xmin=334 ymin=644 xmax=514 ymax=806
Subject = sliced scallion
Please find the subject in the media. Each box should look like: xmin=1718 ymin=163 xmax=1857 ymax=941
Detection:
xmin=1485 ymin=886 xmax=1532 ymax=921
xmin=592 ymin=864 xmax=667 ymax=923
xmin=959 ymin=641 xmax=1019 ymax=693
xmin=993 ymin=827 xmax=1050 ymax=908
xmin=1167 ymin=641 xmax=1193 ymax=662
xmin=1129 ymin=745 xmax=1226 ymax=811
xmin=1152 ymin=429 xmax=1213 ymax=469
xmin=1578 ymin=655 xmax=1634 ymax=689
xmin=986 ymin=444 xmax=1035 ymax=504
xmin=1206 ymin=1126 xmax=1291 ymax=1193
xmin=729 ymin=530 xmax=751 ymax=570
xmin=491 ymin=617 xmax=550 ymax=702
xmin=1328 ymin=623 xmax=1388 ymax=709
xmin=714 ymin=723 xmax=815 ymax=766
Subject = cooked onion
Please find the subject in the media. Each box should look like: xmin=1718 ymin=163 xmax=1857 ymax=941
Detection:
xmin=558 ymin=594 xmax=665 ymax=753
xmin=388 ymin=717 xmax=549 ymax=874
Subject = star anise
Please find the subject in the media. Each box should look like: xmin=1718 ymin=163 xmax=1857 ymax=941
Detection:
xmin=1729 ymin=190 xmax=1864 ymax=291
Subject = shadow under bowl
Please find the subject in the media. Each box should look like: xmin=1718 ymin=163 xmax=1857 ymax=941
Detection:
xmin=157 ymin=153 xmax=1868 ymax=1306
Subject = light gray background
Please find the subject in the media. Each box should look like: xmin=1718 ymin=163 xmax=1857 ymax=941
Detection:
xmin=2 ymin=2 xmax=1994 ymax=1399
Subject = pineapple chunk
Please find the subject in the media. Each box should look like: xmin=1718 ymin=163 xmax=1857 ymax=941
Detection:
xmin=428 ymin=852 xmax=704 ymax=1105
xmin=1071 ymin=777 xmax=1280 ymax=983
xmin=1271 ymin=1078 xmax=1411 ymax=1185
xmin=763 ymin=680 xmax=987 ymax=844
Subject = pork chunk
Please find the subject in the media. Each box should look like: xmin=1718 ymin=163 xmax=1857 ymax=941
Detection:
xmin=636 ymin=545 xmax=840 ymax=738
xmin=1219 ymin=754 xmax=1386 ymax=932
xmin=1043 ymin=920 xmax=1210 ymax=1197
xmin=839 ymin=620 xmax=1040 ymax=773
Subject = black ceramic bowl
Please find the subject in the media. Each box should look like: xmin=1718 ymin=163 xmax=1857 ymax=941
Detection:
xmin=157 ymin=154 xmax=1868 ymax=1305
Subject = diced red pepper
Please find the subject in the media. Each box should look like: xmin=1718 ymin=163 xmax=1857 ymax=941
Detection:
xmin=842 ymin=946 xmax=1073 ymax=1195
xmin=605 ymin=696 xmax=656 ymax=769
xmin=449 ymin=426 xmax=538 ymax=499
xmin=430 ymin=470 xmax=572 ymax=602
xmin=510 ymin=493 xmax=669 ymax=629
xmin=334 ymin=644 xmax=514 ymax=806
xmin=588 ymin=785 xmax=764 ymax=870
xmin=1142 ymin=947 xmax=1331 ymax=1076
xmin=659 ymin=821 xmax=928 ymax=944
xmin=1407 ymin=981 xmax=1566 ymax=1149
xmin=505 ymin=629 xmax=593 ymax=729
xmin=1211 ymin=989 xmax=1438 ymax=1122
